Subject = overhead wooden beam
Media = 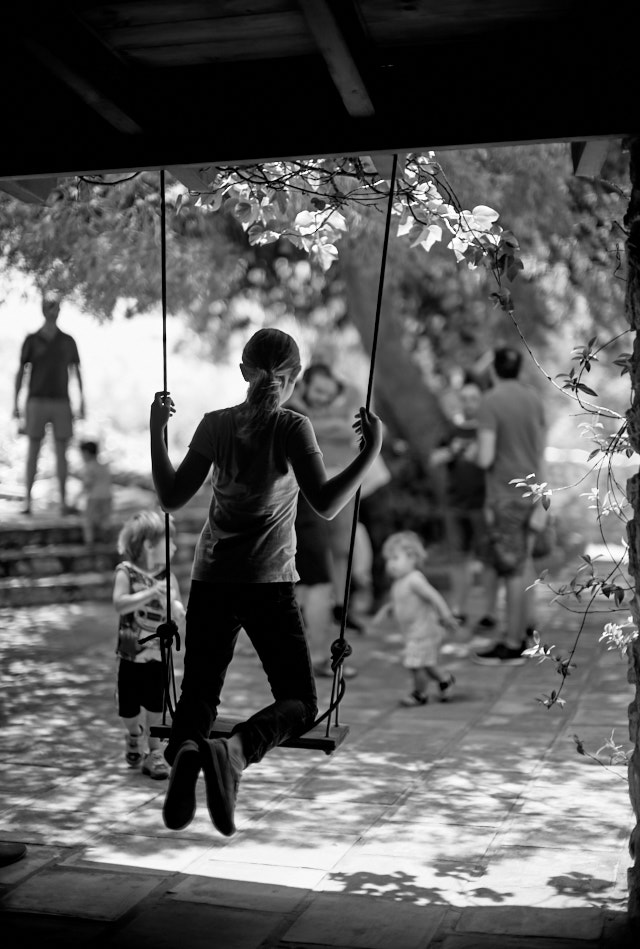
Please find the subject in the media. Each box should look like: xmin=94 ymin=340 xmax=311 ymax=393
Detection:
xmin=571 ymin=140 xmax=610 ymax=177
xmin=361 ymin=153 xmax=405 ymax=180
xmin=9 ymin=6 xmax=144 ymax=137
xmin=0 ymin=177 xmax=58 ymax=204
xmin=298 ymin=0 xmax=374 ymax=117
xmin=167 ymin=165 xmax=220 ymax=192
xmin=24 ymin=37 xmax=142 ymax=136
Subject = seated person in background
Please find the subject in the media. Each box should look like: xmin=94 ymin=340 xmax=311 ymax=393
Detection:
xmin=287 ymin=362 xmax=366 ymax=632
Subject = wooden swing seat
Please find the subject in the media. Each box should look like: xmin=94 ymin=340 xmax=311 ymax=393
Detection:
xmin=149 ymin=716 xmax=349 ymax=755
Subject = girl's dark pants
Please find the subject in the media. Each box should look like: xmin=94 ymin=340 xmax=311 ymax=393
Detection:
xmin=165 ymin=580 xmax=318 ymax=767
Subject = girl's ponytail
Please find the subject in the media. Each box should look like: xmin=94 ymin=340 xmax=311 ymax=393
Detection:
xmin=239 ymin=328 xmax=301 ymax=439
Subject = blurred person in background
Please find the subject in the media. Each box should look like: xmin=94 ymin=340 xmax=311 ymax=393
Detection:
xmin=430 ymin=379 xmax=497 ymax=635
xmin=469 ymin=347 xmax=546 ymax=666
xmin=13 ymin=290 xmax=85 ymax=515
xmin=287 ymin=362 xmax=368 ymax=632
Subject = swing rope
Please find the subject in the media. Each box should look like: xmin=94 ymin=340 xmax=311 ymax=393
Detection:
xmin=315 ymin=152 xmax=399 ymax=736
xmin=154 ymin=167 xmax=180 ymax=725
xmin=155 ymin=155 xmax=398 ymax=741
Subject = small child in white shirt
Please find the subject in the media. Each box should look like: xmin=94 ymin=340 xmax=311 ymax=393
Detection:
xmin=374 ymin=531 xmax=458 ymax=706
xmin=79 ymin=440 xmax=112 ymax=545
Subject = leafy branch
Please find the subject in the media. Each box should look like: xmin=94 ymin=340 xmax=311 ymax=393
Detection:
xmin=572 ymin=731 xmax=630 ymax=781
xmin=175 ymin=154 xmax=524 ymax=307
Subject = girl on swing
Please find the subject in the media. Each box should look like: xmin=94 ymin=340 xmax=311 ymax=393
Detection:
xmin=150 ymin=328 xmax=382 ymax=835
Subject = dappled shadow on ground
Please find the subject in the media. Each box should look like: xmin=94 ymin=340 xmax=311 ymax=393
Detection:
xmin=1 ymin=863 xmax=635 ymax=949
xmin=0 ymin=596 xmax=632 ymax=934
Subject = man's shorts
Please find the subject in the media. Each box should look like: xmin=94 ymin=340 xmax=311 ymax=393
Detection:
xmin=117 ymin=658 xmax=164 ymax=718
xmin=25 ymin=398 xmax=73 ymax=441
xmin=484 ymin=498 xmax=533 ymax=578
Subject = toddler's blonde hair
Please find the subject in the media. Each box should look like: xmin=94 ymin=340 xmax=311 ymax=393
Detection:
xmin=382 ymin=530 xmax=428 ymax=568
xmin=117 ymin=510 xmax=175 ymax=565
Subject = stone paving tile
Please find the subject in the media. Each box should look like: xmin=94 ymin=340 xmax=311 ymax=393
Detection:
xmin=0 ymin=761 xmax=63 ymax=796
xmin=290 ymin=771 xmax=407 ymax=806
xmin=517 ymin=784 xmax=631 ymax=824
xmin=413 ymin=768 xmax=531 ymax=804
xmin=5 ymin=913 xmax=111 ymax=948
xmin=110 ymin=899 xmax=277 ymax=949
xmin=600 ymin=909 xmax=638 ymax=948
xmin=194 ymin=828 xmax=359 ymax=871
xmin=0 ymin=843 xmax=64 ymax=885
xmin=0 ymin=588 xmax=634 ymax=943
xmin=355 ymin=817 xmax=498 ymax=860
xmin=380 ymin=787 xmax=521 ymax=827
xmin=455 ymin=905 xmax=604 ymax=940
xmin=281 ymin=892 xmax=448 ymax=948
xmin=111 ymin=780 xmax=283 ymax=839
xmin=314 ymin=850 xmax=480 ymax=907
xmin=62 ymin=832 xmax=220 ymax=873
xmin=441 ymin=934 xmax=599 ymax=948
xmin=0 ymin=807 xmax=111 ymax=846
xmin=257 ymin=796 xmax=390 ymax=838
xmin=0 ymin=864 xmax=166 ymax=920
xmin=490 ymin=814 xmax=629 ymax=852
xmin=461 ymin=845 xmax=624 ymax=909
xmin=167 ymin=864 xmax=317 ymax=912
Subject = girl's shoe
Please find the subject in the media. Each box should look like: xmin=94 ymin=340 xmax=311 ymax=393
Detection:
xmin=163 ymin=740 xmax=202 ymax=830
xmin=199 ymin=738 xmax=242 ymax=837
xmin=438 ymin=673 xmax=455 ymax=702
xmin=125 ymin=726 xmax=144 ymax=767
xmin=400 ymin=690 xmax=428 ymax=707
xmin=142 ymin=749 xmax=170 ymax=780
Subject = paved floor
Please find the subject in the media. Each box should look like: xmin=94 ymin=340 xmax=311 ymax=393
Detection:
xmin=0 ymin=573 xmax=637 ymax=948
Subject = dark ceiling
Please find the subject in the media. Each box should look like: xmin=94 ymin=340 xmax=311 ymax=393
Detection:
xmin=0 ymin=0 xmax=635 ymax=193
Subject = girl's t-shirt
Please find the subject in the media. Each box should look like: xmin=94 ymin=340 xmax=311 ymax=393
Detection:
xmin=189 ymin=405 xmax=322 ymax=583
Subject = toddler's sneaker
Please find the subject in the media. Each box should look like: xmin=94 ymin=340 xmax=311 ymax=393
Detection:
xmin=400 ymin=691 xmax=428 ymax=707
xmin=125 ymin=727 xmax=144 ymax=768
xmin=142 ymin=749 xmax=170 ymax=780
xmin=438 ymin=673 xmax=455 ymax=702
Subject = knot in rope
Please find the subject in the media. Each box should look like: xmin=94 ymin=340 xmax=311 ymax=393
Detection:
xmin=330 ymin=637 xmax=352 ymax=671
xmin=156 ymin=620 xmax=181 ymax=652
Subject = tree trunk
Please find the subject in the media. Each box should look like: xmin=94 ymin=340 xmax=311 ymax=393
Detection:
xmin=624 ymin=135 xmax=640 ymax=928
xmin=341 ymin=234 xmax=450 ymax=474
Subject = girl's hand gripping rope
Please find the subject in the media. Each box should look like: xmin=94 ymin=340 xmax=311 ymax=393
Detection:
xmin=150 ymin=391 xmax=176 ymax=433
xmin=352 ymin=407 xmax=383 ymax=453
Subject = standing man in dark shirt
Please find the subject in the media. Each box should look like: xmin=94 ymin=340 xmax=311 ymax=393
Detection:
xmin=471 ymin=347 xmax=546 ymax=665
xmin=13 ymin=291 xmax=85 ymax=515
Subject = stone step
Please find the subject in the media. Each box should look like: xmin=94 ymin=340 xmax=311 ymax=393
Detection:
xmin=0 ymin=534 xmax=200 ymax=576
xmin=0 ymin=572 xmax=114 ymax=606
xmin=0 ymin=563 xmax=193 ymax=607
xmin=0 ymin=518 xmax=204 ymax=548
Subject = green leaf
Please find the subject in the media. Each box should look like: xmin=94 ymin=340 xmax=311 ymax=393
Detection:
xmin=506 ymin=258 xmax=524 ymax=282
xmin=576 ymin=383 xmax=598 ymax=397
